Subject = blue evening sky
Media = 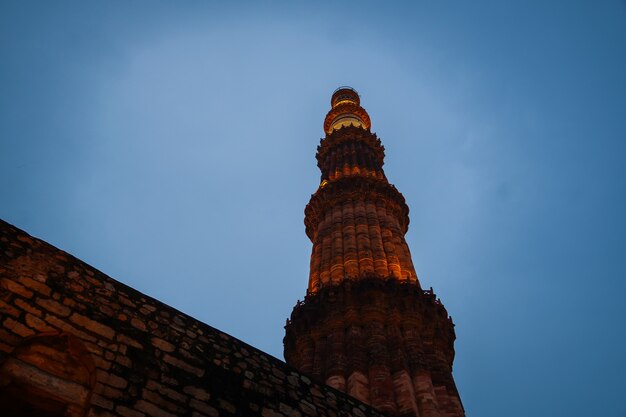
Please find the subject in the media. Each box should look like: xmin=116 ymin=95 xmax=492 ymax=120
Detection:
xmin=1 ymin=2 xmax=625 ymax=416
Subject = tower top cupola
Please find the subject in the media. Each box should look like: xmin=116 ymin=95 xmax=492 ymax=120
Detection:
xmin=323 ymin=86 xmax=371 ymax=134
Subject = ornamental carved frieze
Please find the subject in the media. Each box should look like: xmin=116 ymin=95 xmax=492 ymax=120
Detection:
xmin=316 ymin=125 xmax=385 ymax=169
xmin=304 ymin=176 xmax=410 ymax=240
xmin=323 ymin=103 xmax=372 ymax=134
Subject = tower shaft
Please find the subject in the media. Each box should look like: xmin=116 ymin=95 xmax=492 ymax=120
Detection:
xmin=284 ymin=88 xmax=465 ymax=417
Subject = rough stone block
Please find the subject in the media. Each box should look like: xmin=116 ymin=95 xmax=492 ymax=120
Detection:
xmin=134 ymin=400 xmax=177 ymax=417
xmin=17 ymin=276 xmax=51 ymax=296
xmin=1 ymin=279 xmax=34 ymax=298
xmin=163 ymin=354 xmax=204 ymax=377
xmin=70 ymin=313 xmax=115 ymax=340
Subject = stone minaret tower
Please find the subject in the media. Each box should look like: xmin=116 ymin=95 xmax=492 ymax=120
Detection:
xmin=284 ymin=87 xmax=465 ymax=417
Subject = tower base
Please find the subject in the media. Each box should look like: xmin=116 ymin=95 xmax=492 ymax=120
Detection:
xmin=284 ymin=279 xmax=465 ymax=417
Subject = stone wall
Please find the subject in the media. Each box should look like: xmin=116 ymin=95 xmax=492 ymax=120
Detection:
xmin=0 ymin=219 xmax=386 ymax=417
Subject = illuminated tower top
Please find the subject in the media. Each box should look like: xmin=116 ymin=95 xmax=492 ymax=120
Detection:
xmin=323 ymin=87 xmax=372 ymax=134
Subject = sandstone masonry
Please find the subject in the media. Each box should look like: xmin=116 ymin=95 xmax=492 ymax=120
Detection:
xmin=0 ymin=219 xmax=386 ymax=417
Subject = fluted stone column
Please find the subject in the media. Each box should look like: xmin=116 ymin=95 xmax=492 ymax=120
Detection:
xmin=285 ymin=87 xmax=465 ymax=417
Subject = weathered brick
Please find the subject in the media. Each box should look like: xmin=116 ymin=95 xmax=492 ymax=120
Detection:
xmin=0 ymin=298 xmax=20 ymax=317
xmin=14 ymin=298 xmax=42 ymax=315
xmin=99 ymin=385 xmax=125 ymax=399
xmin=3 ymin=317 xmax=35 ymax=337
xmin=32 ymin=273 xmax=47 ymax=283
xmin=190 ymin=398 xmax=218 ymax=416
xmin=1 ymin=279 xmax=34 ymax=298
xmin=45 ymin=314 xmax=97 ymax=342
xmin=17 ymin=276 xmax=51 ymax=296
xmin=35 ymin=298 xmax=71 ymax=317
xmin=85 ymin=275 xmax=103 ymax=287
xmin=98 ymin=371 xmax=128 ymax=389
xmin=62 ymin=297 xmax=78 ymax=308
xmin=0 ymin=328 xmax=20 ymax=346
xmin=135 ymin=400 xmax=177 ymax=417
xmin=83 ymin=340 xmax=103 ymax=355
xmin=93 ymin=355 xmax=112 ymax=371
xmin=115 ymin=354 xmax=132 ymax=368
xmin=151 ymin=337 xmax=175 ymax=352
xmin=130 ymin=317 xmax=147 ymax=331
xmin=272 ymin=367 xmax=286 ymax=380
xmin=160 ymin=375 xmax=179 ymax=387
xmin=104 ymin=304 xmax=120 ymax=317
xmin=142 ymin=304 xmax=156 ymax=313
xmin=141 ymin=389 xmax=180 ymax=412
xmin=25 ymin=313 xmax=55 ymax=332
xmin=179 ymin=348 xmax=201 ymax=362
xmin=70 ymin=312 xmax=115 ymax=339
xmin=116 ymin=406 xmax=145 ymax=417
xmin=117 ymin=333 xmax=143 ymax=349
xmin=183 ymin=386 xmax=210 ymax=401
xmin=119 ymin=296 xmax=136 ymax=308
xmin=16 ymin=235 xmax=34 ymax=244
xmin=146 ymin=380 xmax=188 ymax=403
xmin=163 ymin=354 xmax=204 ymax=377
xmin=91 ymin=393 xmax=115 ymax=410
xmin=99 ymin=341 xmax=119 ymax=353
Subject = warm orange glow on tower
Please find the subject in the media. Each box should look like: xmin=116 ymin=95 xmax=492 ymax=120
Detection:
xmin=323 ymin=87 xmax=372 ymax=134
xmin=285 ymin=88 xmax=465 ymax=417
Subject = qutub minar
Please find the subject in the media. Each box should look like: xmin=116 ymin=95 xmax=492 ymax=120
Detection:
xmin=285 ymin=87 xmax=464 ymax=417
xmin=0 ymin=87 xmax=464 ymax=417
